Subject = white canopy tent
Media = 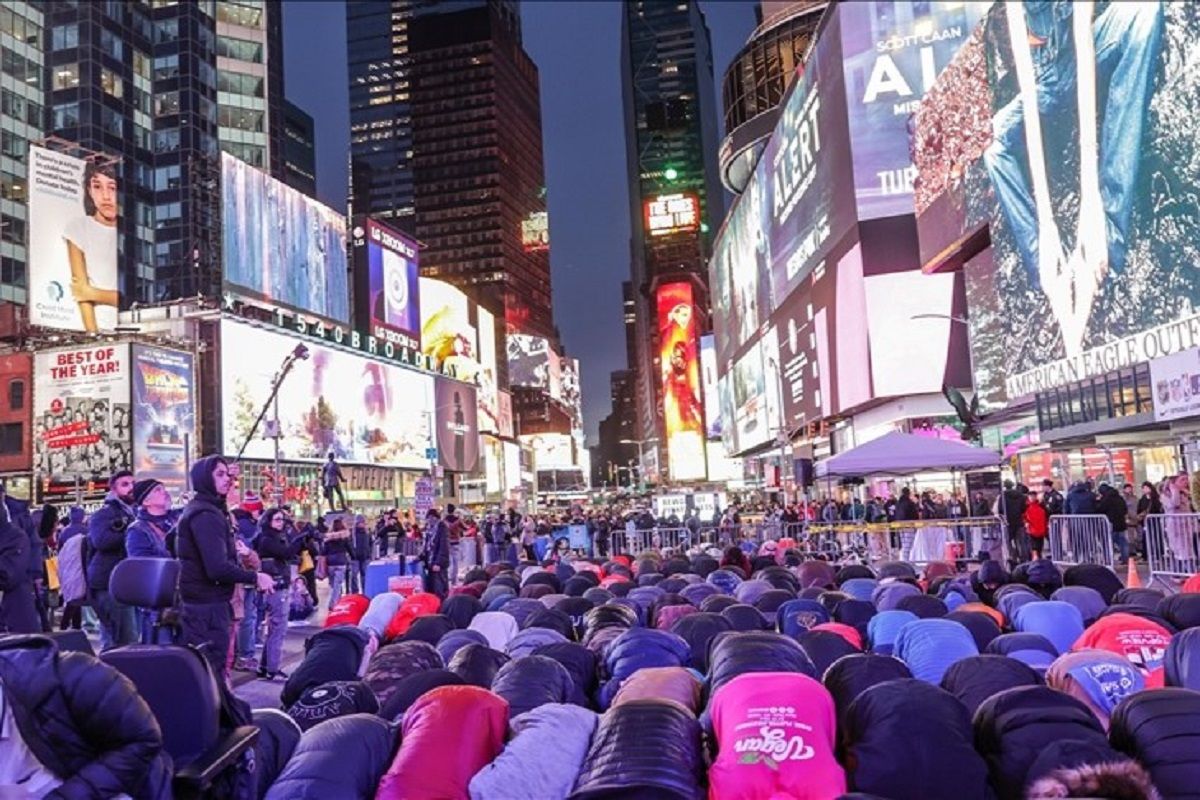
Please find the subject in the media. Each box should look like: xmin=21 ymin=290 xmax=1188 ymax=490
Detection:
xmin=815 ymin=430 xmax=1001 ymax=479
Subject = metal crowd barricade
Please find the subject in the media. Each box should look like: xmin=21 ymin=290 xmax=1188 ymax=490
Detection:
xmin=1144 ymin=513 xmax=1200 ymax=589
xmin=395 ymin=537 xmax=422 ymax=559
xmin=1047 ymin=515 xmax=1114 ymax=569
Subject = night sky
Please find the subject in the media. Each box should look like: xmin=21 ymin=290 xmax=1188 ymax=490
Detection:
xmin=282 ymin=1 xmax=757 ymax=444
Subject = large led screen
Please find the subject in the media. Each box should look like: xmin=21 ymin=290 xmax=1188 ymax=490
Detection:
xmin=434 ymin=377 xmax=479 ymax=472
xmin=476 ymin=306 xmax=501 ymax=434
xmin=732 ymin=342 xmax=769 ymax=454
xmin=699 ymin=334 xmax=722 ymax=440
xmin=507 ymin=334 xmax=553 ymax=390
xmin=221 ymin=152 xmax=350 ymax=322
xmin=971 ymin=2 xmax=1199 ymax=406
xmin=419 ymin=278 xmax=480 ymax=384
xmin=356 ymin=217 xmax=421 ymax=350
xmin=221 ymin=321 xmax=434 ymax=468
xmin=34 ymin=344 xmax=131 ymax=482
xmin=839 ymin=1 xmax=987 ymax=220
xmin=28 ymin=146 xmax=119 ymax=332
xmin=657 ymin=282 xmax=706 ymax=481
xmin=131 ymin=345 xmax=195 ymax=497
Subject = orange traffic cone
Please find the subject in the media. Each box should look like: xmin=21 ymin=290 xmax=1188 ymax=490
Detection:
xmin=1126 ymin=557 xmax=1142 ymax=589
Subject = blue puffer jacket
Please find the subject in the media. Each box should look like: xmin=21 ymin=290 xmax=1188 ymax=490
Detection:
xmin=264 ymin=713 xmax=396 ymax=800
xmin=470 ymin=703 xmax=597 ymax=800
xmin=569 ymin=699 xmax=703 ymax=800
xmin=491 ymin=655 xmax=576 ymax=718
xmin=598 ymin=628 xmax=690 ymax=709
xmin=533 ymin=642 xmax=597 ymax=707
xmin=893 ymin=619 xmax=979 ymax=684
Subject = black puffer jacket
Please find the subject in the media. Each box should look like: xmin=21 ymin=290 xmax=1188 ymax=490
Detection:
xmin=822 ymin=653 xmax=912 ymax=722
xmin=490 ymin=655 xmax=575 ymax=717
xmin=447 ymin=643 xmax=509 ymax=688
xmin=569 ymin=699 xmax=704 ymax=800
xmin=533 ymin=642 xmax=598 ymax=707
xmin=1063 ymin=563 xmax=1124 ymax=604
xmin=0 ymin=635 xmax=172 ymax=799
xmin=940 ymin=655 xmax=1042 ymax=717
xmin=706 ymin=631 xmax=815 ymax=700
xmin=1109 ymin=687 xmax=1200 ymax=799
xmin=670 ymin=612 xmax=732 ymax=672
xmin=974 ymin=686 xmax=1107 ymax=800
xmin=282 ymin=626 xmax=372 ymax=708
xmin=263 ymin=713 xmax=397 ymax=800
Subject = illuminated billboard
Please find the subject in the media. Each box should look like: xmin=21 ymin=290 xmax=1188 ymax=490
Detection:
xmin=839 ymin=1 xmax=986 ymax=220
xmin=131 ymin=345 xmax=195 ymax=497
xmin=966 ymin=2 xmax=1197 ymax=406
xmin=419 ymin=278 xmax=480 ymax=384
xmin=732 ymin=342 xmax=768 ymax=454
xmin=221 ymin=152 xmax=350 ymax=322
xmin=28 ymin=146 xmax=119 ymax=332
xmin=521 ymin=211 xmax=549 ymax=251
xmin=476 ymin=306 xmax=501 ymax=434
xmin=434 ymin=377 xmax=479 ymax=472
xmin=560 ymin=357 xmax=582 ymax=436
xmin=507 ymin=334 xmax=553 ymax=390
xmin=645 ymin=193 xmax=700 ymax=237
xmin=221 ymin=320 xmax=435 ymax=469
xmin=700 ymin=334 xmax=722 ymax=440
xmin=34 ymin=344 xmax=131 ymax=483
xmin=353 ymin=217 xmax=421 ymax=350
xmin=657 ymin=282 xmax=706 ymax=481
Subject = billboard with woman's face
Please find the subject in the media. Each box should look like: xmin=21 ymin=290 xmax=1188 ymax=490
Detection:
xmin=28 ymin=146 xmax=120 ymax=332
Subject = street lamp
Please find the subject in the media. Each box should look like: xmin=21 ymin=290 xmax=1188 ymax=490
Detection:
xmin=620 ymin=438 xmax=658 ymax=491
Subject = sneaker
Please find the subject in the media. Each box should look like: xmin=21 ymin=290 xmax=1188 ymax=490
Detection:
xmin=234 ymin=657 xmax=258 ymax=672
xmin=257 ymin=667 xmax=288 ymax=681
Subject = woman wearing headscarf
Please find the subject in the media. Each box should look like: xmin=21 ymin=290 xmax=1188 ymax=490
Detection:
xmin=1046 ymin=649 xmax=1145 ymax=731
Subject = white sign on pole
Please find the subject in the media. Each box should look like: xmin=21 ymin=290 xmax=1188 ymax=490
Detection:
xmin=1150 ymin=347 xmax=1200 ymax=422
xmin=414 ymin=477 xmax=435 ymax=514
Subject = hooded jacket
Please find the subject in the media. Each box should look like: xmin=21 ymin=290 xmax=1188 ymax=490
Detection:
xmin=377 ymin=669 xmax=464 ymax=721
xmin=872 ymin=582 xmax=922 ymax=612
xmin=1166 ymin=628 xmax=1200 ymax=690
xmin=85 ymin=491 xmax=136 ymax=591
xmin=841 ymin=679 xmax=990 ymax=800
xmin=176 ymin=456 xmax=256 ymax=604
xmin=378 ymin=686 xmax=508 ymax=800
xmin=939 ymin=655 xmax=1042 ymax=717
xmin=0 ymin=635 xmax=173 ymax=800
xmin=797 ymin=630 xmax=860 ymax=676
xmin=448 ymin=643 xmax=510 ymax=688
xmin=255 ymin=509 xmax=306 ymax=580
xmin=985 ymin=633 xmax=1059 ymax=673
xmin=1072 ymin=612 xmax=1172 ymax=686
xmin=569 ymin=699 xmax=704 ymax=800
xmin=706 ymin=631 xmax=816 ymax=702
xmin=598 ymin=628 xmax=690 ymax=709
xmin=533 ymin=641 xmax=598 ymax=707
xmin=285 ymin=679 xmax=379 ymax=731
xmin=0 ymin=500 xmax=36 ymax=633
xmin=59 ymin=506 xmax=88 ymax=545
xmin=506 ymin=626 xmax=569 ymax=659
xmin=1014 ymin=601 xmax=1085 ymax=655
xmin=1159 ymin=593 xmax=1200 ymax=632
xmin=470 ymin=610 xmax=522 ymax=651
xmin=612 ymin=666 xmax=702 ymax=714
xmin=944 ymin=611 xmax=1002 ymax=653
xmin=822 ymin=653 xmax=912 ymax=723
xmin=264 ymin=713 xmax=396 ymax=800
xmin=709 ymin=672 xmax=846 ymax=800
xmin=866 ymin=610 xmax=918 ymax=655
xmin=1050 ymin=586 xmax=1107 ymax=626
xmin=281 ymin=625 xmax=373 ymax=708
xmin=974 ymin=686 xmax=1108 ymax=800
xmin=1046 ymin=649 xmax=1144 ymax=730
xmin=670 ymin=612 xmax=732 ymax=673
xmin=491 ymin=655 xmax=577 ymax=717
xmin=438 ymin=629 xmax=489 ymax=664
xmin=1063 ymin=563 xmax=1124 ymax=605
xmin=1109 ymin=687 xmax=1200 ymax=800
xmin=469 ymin=703 xmax=598 ymax=800
xmin=893 ymin=618 xmax=979 ymax=684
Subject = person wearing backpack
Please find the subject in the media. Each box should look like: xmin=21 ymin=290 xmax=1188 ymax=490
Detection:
xmin=87 ymin=470 xmax=138 ymax=650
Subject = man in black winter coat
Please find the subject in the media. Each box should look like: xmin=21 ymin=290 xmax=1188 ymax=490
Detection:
xmin=176 ymin=456 xmax=274 ymax=675
xmin=0 ymin=634 xmax=173 ymax=798
xmin=87 ymin=469 xmax=138 ymax=650
xmin=420 ymin=508 xmax=450 ymax=598
xmin=0 ymin=497 xmax=37 ymax=634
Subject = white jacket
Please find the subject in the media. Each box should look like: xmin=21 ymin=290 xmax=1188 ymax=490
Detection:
xmin=57 ymin=534 xmax=87 ymax=603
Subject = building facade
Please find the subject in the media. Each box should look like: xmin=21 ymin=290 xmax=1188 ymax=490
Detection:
xmin=620 ymin=0 xmax=724 ymax=482
xmin=0 ymin=1 xmax=43 ymax=308
xmin=281 ymin=97 xmax=315 ymax=198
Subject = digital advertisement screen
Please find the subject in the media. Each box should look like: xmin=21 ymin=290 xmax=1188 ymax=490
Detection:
xmin=221 ymin=152 xmax=350 ymax=323
xmin=839 ymin=1 xmax=987 ymax=220
xmin=131 ymin=345 xmax=195 ymax=497
xmin=27 ymin=146 xmax=119 ymax=333
xmin=657 ymin=282 xmax=706 ymax=481
xmin=521 ymin=211 xmax=550 ymax=251
xmin=476 ymin=305 xmax=500 ymax=434
xmin=732 ymin=342 xmax=768 ymax=453
xmin=34 ymin=344 xmax=131 ymax=483
xmin=699 ymin=334 xmax=722 ymax=440
xmin=523 ymin=433 xmax=574 ymax=468
xmin=507 ymin=334 xmax=553 ymax=390
xmin=645 ymin=193 xmax=700 ymax=237
xmin=434 ymin=377 xmax=479 ymax=472
xmin=354 ymin=217 xmax=421 ymax=350
xmin=969 ymin=2 xmax=1199 ymax=406
xmin=221 ymin=320 xmax=435 ymax=469
xmin=419 ymin=278 xmax=480 ymax=385
xmin=560 ymin=357 xmax=583 ymax=437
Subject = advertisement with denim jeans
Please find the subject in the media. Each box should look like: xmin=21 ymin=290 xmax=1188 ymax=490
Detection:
xmin=966 ymin=2 xmax=1200 ymax=407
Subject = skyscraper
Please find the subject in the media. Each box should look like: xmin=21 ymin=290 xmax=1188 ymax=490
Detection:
xmin=281 ymin=97 xmax=316 ymax=198
xmin=620 ymin=0 xmax=723 ymax=482
xmin=37 ymin=0 xmax=287 ymax=306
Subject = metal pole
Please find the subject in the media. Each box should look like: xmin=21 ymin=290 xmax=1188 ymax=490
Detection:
xmin=184 ymin=432 xmax=192 ymax=492
xmin=272 ymin=393 xmax=281 ymax=497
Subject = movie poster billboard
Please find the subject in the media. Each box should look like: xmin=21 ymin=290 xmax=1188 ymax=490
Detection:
xmin=419 ymin=278 xmax=480 ymax=384
xmin=221 ymin=320 xmax=434 ymax=469
xmin=27 ymin=146 xmax=119 ymax=332
xmin=131 ymin=345 xmax=195 ymax=497
xmin=699 ymin=334 xmax=722 ymax=440
xmin=353 ymin=217 xmax=421 ymax=350
xmin=970 ymin=2 xmax=1200 ymax=407
xmin=839 ymin=1 xmax=986 ymax=220
xmin=476 ymin=306 xmax=501 ymax=433
xmin=434 ymin=377 xmax=479 ymax=473
xmin=657 ymin=282 xmax=705 ymax=481
xmin=221 ymin=152 xmax=350 ymax=323
xmin=34 ymin=344 xmax=131 ymax=483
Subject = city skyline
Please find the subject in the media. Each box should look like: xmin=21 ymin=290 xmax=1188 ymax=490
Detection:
xmin=283 ymin=0 xmax=757 ymax=443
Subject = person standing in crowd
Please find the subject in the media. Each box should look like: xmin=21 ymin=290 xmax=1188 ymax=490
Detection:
xmin=321 ymin=452 xmax=348 ymax=513
xmin=999 ymin=480 xmax=1029 ymax=566
xmin=176 ymin=456 xmax=274 ymax=676
xmin=1041 ymin=479 xmax=1065 ymax=516
xmin=56 ymin=510 xmax=88 ymax=632
xmin=520 ymin=514 xmax=538 ymax=562
xmin=349 ymin=514 xmax=370 ymax=594
xmin=444 ymin=503 xmax=463 ymax=585
xmin=1064 ymin=480 xmax=1097 ymax=514
xmin=420 ymin=508 xmax=450 ymax=597
xmin=1122 ymin=483 xmax=1142 ymax=558
xmin=0 ymin=491 xmax=36 ymax=633
xmin=297 ymin=519 xmax=320 ymax=605
xmin=124 ymin=478 xmax=176 ymax=643
xmin=232 ymin=493 xmax=264 ymax=673
xmin=1097 ymin=483 xmax=1131 ymax=563
xmin=375 ymin=509 xmax=399 ymax=558
xmin=1136 ymin=481 xmax=1164 ymax=550
xmin=87 ymin=469 xmax=138 ymax=650
xmin=1023 ymin=491 xmax=1049 ymax=559
xmin=971 ymin=492 xmax=991 ymax=518
xmin=323 ymin=517 xmax=352 ymax=610
xmin=254 ymin=506 xmax=306 ymax=680
xmin=1161 ymin=471 xmax=1195 ymax=570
